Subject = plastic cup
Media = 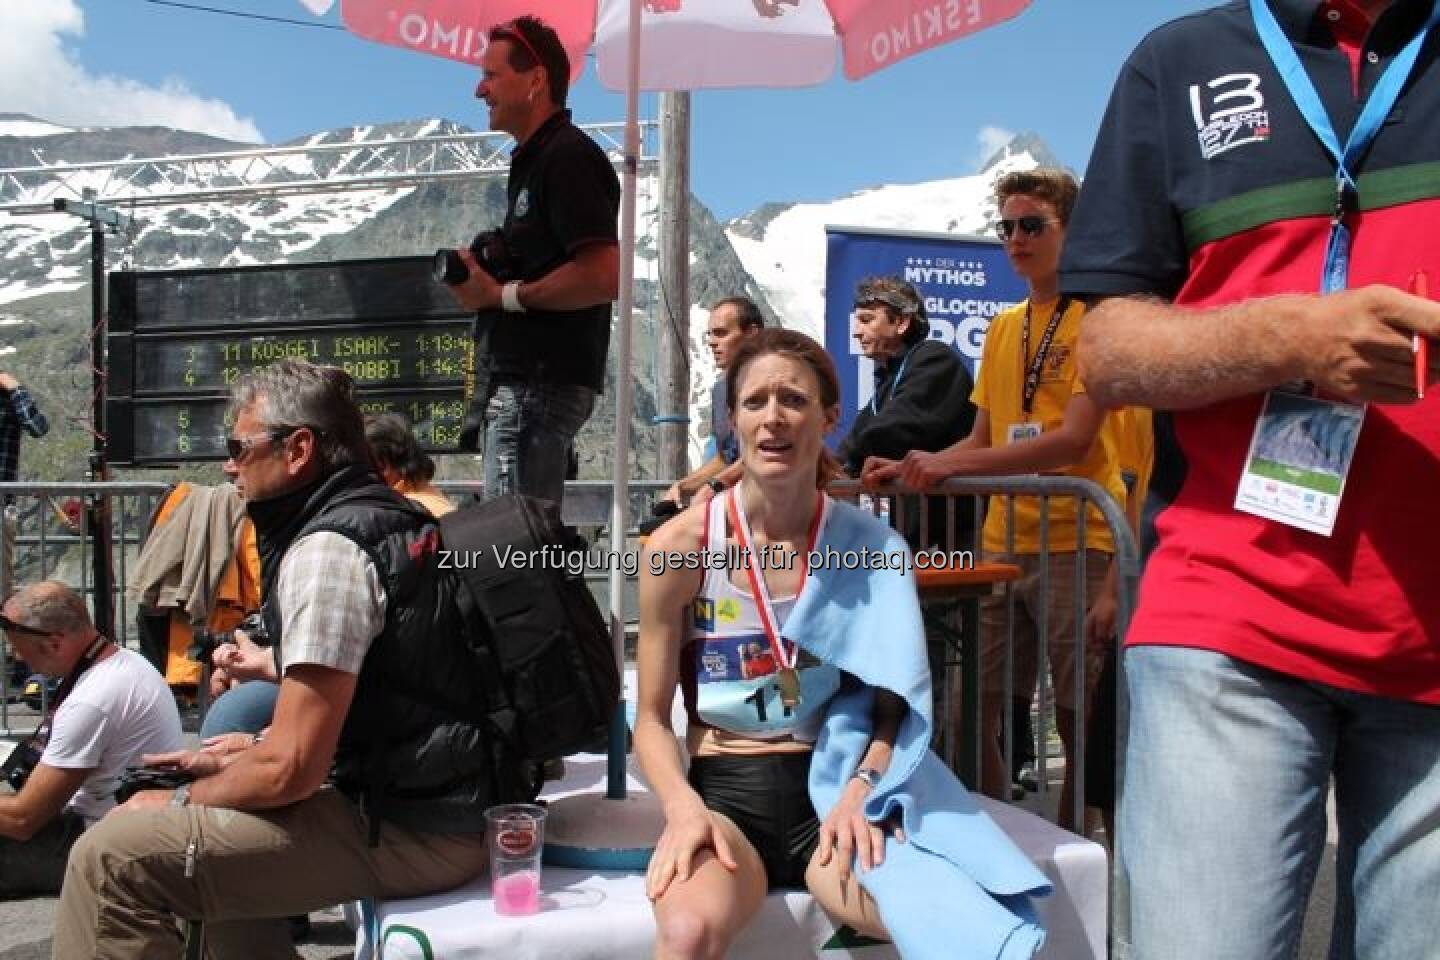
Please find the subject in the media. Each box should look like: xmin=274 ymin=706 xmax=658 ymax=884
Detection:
xmin=485 ymin=803 xmax=547 ymax=917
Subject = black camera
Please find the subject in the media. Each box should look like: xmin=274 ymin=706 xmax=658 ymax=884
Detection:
xmin=1 ymin=739 xmax=40 ymax=792
xmin=433 ymin=229 xmax=519 ymax=286
xmin=114 ymin=765 xmax=194 ymax=805
xmin=188 ymin=610 xmax=270 ymax=665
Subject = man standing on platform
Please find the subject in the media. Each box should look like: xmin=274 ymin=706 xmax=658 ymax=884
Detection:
xmin=449 ymin=15 xmax=620 ymax=509
xmin=1064 ymin=2 xmax=1440 ymax=956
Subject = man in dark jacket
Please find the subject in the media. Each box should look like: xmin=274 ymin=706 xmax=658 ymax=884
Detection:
xmin=838 ymin=275 xmax=977 ymax=544
xmin=55 ymin=360 xmax=516 ymax=959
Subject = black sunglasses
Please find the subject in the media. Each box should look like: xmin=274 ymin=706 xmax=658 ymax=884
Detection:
xmin=225 ymin=426 xmax=299 ymax=462
xmin=996 ymin=216 xmax=1059 ymax=240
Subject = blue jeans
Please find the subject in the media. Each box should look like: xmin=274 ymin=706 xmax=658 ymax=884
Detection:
xmin=1119 ymin=646 xmax=1440 ymax=960
xmin=200 ymin=680 xmax=279 ymax=739
xmin=482 ymin=380 xmax=595 ymax=507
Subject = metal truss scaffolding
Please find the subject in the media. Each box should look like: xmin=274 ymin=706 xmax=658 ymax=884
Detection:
xmin=0 ymin=122 xmax=654 ymax=214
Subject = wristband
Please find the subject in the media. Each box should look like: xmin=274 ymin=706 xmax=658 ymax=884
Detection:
xmin=171 ymin=783 xmax=192 ymax=807
xmin=501 ymin=281 xmax=526 ymax=313
xmin=851 ymin=766 xmax=881 ymax=789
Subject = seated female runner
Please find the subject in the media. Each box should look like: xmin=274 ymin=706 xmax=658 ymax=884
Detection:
xmin=634 ymin=329 xmax=901 ymax=959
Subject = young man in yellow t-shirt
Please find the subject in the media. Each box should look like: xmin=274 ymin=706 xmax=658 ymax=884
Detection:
xmin=865 ymin=168 xmax=1136 ymax=830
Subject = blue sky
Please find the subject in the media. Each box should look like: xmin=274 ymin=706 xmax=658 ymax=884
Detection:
xmin=7 ymin=1 xmax=1213 ymax=220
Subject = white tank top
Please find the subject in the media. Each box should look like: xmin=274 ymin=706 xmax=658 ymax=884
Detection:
xmin=683 ymin=491 xmax=841 ymax=741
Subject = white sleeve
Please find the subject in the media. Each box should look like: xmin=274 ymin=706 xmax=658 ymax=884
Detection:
xmin=40 ymin=700 xmax=108 ymax=771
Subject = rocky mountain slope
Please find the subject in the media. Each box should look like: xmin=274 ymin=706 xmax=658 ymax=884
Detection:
xmin=0 ymin=113 xmax=1050 ymax=484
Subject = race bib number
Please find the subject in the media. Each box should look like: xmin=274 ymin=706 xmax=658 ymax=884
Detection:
xmin=693 ymin=632 xmax=838 ymax=736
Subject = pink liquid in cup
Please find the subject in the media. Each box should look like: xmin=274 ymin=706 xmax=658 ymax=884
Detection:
xmin=493 ymin=869 xmax=541 ymax=916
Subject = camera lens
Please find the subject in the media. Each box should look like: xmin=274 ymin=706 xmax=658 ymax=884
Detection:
xmin=433 ymin=249 xmax=469 ymax=286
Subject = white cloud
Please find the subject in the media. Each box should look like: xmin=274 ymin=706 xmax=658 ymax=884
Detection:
xmin=974 ymin=125 xmax=1016 ymax=168
xmin=0 ymin=0 xmax=263 ymax=142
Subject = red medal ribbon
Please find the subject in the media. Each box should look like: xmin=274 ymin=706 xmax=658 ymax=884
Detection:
xmin=726 ymin=486 xmax=828 ymax=672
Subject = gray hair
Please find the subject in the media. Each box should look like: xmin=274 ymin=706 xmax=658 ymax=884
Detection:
xmin=9 ymin=581 xmax=93 ymax=635
xmin=228 ymin=360 xmax=369 ymax=471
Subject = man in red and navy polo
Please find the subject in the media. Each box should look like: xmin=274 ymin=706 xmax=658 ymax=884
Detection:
xmin=1062 ymin=2 xmax=1440 ymax=957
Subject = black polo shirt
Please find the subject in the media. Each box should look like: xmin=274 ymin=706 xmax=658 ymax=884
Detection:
xmin=480 ymin=109 xmax=620 ymax=391
xmin=1060 ymin=0 xmax=1440 ymax=704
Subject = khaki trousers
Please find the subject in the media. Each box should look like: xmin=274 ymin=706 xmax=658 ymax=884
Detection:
xmin=54 ymin=788 xmax=488 ymax=960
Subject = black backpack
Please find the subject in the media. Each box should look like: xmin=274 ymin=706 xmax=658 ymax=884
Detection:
xmin=439 ymin=494 xmax=620 ymax=763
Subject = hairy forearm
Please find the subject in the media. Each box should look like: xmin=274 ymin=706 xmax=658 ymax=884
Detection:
xmin=186 ymin=743 xmax=318 ymax=810
xmin=1080 ymin=295 xmax=1306 ymax=410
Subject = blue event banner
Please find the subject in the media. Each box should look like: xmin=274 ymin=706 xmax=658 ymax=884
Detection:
xmin=823 ymin=227 xmax=1026 ymax=440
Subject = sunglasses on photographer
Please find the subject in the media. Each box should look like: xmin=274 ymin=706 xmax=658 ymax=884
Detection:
xmin=225 ymin=427 xmax=299 ymax=462
xmin=995 ymin=216 xmax=1060 ymax=240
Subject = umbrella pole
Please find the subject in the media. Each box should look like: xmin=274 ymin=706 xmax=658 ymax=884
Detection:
xmin=606 ymin=0 xmax=644 ymax=801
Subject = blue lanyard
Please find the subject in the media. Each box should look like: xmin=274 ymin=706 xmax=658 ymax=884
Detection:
xmin=1249 ymin=0 xmax=1440 ymax=293
xmin=869 ymin=343 xmax=918 ymax=416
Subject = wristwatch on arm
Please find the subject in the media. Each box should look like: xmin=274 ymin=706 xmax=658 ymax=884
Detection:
xmin=851 ymin=766 xmax=881 ymax=789
xmin=501 ymin=281 xmax=526 ymax=313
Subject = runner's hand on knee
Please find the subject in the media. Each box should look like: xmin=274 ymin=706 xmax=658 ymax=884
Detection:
xmin=646 ymin=807 xmax=736 ymax=900
xmin=821 ymin=779 xmax=906 ymax=877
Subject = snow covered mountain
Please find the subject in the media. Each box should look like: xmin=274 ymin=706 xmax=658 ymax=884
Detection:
xmin=674 ymin=133 xmax=1056 ymax=457
xmin=726 ymin=131 xmax=1058 ymax=342
xmin=0 ymin=113 xmax=1051 ymax=481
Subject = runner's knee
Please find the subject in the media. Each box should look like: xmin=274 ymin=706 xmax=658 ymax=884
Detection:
xmin=654 ymin=905 xmax=725 ymax=960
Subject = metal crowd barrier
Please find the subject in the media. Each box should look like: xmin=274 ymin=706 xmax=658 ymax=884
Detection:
xmin=0 ymin=480 xmax=669 ymax=735
xmin=0 ymin=482 xmax=172 ymax=734
xmin=829 ymin=476 xmax=1137 ymax=823
xmin=830 ymin=475 xmax=1138 ymax=955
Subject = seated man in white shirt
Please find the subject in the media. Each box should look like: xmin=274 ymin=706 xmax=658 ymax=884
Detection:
xmin=0 ymin=580 xmax=182 ymax=897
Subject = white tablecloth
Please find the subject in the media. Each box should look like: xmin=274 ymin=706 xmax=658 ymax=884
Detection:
xmin=354 ymin=755 xmax=1106 ymax=959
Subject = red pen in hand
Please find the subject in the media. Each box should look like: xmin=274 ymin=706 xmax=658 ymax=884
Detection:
xmin=1414 ymin=270 xmax=1429 ymax=400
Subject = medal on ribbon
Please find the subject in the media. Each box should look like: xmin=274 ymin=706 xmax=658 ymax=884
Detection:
xmin=726 ymin=486 xmax=828 ymax=712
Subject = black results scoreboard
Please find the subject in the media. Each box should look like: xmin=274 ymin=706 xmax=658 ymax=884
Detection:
xmin=105 ymin=256 xmax=475 ymax=464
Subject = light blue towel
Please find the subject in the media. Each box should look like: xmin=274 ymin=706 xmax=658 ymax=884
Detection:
xmin=789 ymin=499 xmax=1051 ymax=960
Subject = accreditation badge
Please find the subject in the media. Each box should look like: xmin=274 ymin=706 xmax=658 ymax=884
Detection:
xmin=1234 ymin=390 xmax=1365 ymax=537
xmin=1007 ymin=422 xmax=1042 ymax=444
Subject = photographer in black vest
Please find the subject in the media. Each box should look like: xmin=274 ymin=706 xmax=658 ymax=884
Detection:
xmin=56 ymin=360 xmax=524 ymax=958
xmin=448 ymin=15 xmax=620 ymax=508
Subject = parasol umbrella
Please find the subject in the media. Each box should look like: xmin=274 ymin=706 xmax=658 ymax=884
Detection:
xmin=325 ymin=0 xmax=1034 ymax=798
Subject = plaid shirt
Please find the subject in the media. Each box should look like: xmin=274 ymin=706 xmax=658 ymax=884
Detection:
xmin=274 ymin=531 xmax=386 ymax=676
xmin=0 ymin=385 xmax=48 ymax=484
